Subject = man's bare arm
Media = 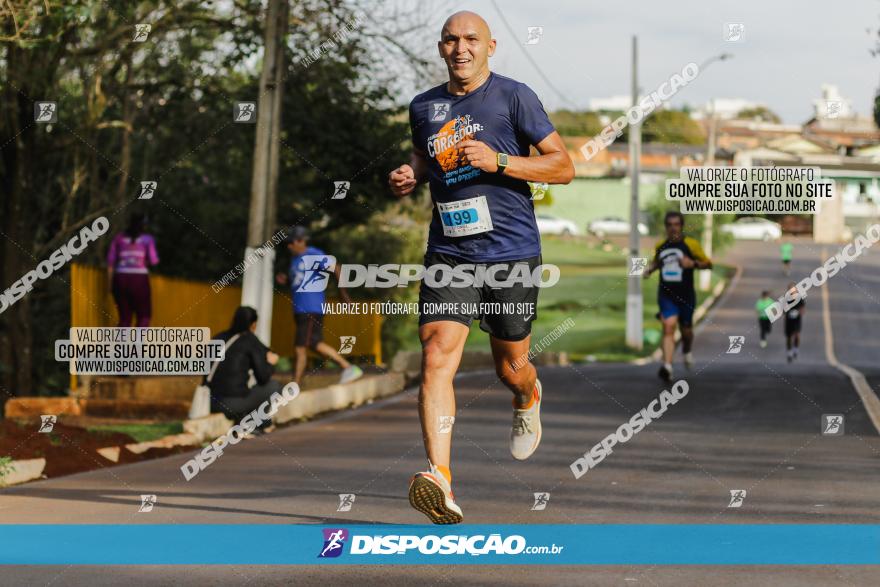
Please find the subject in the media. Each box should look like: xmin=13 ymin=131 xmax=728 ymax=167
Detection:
xmin=410 ymin=149 xmax=429 ymax=183
xmin=388 ymin=149 xmax=429 ymax=197
xmin=459 ymin=131 xmax=575 ymax=185
xmin=501 ymin=131 xmax=575 ymax=184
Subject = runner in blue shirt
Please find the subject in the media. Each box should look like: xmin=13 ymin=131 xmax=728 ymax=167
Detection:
xmin=388 ymin=11 xmax=574 ymax=524
xmin=276 ymin=226 xmax=362 ymax=386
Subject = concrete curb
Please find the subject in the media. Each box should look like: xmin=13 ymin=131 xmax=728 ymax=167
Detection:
xmin=821 ymin=272 xmax=880 ymax=435
xmin=7 ymin=375 xmax=406 ymax=487
xmin=0 ymin=458 xmax=46 ymax=487
xmin=125 ymin=433 xmax=201 ymax=455
xmin=183 ymin=413 xmax=234 ymax=441
xmin=274 ymin=372 xmax=405 ymax=424
xmin=94 ymin=414 xmax=233 ymax=463
xmin=631 ymin=265 xmax=742 ymax=366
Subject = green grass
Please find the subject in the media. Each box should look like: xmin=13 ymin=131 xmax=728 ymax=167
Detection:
xmin=87 ymin=422 xmax=183 ymax=443
xmin=0 ymin=456 xmax=13 ymax=481
xmin=538 ymin=178 xmax=658 ymax=230
xmin=396 ymin=236 xmax=732 ymax=362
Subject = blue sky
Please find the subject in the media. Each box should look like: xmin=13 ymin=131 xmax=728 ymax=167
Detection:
xmin=404 ymin=0 xmax=880 ymax=123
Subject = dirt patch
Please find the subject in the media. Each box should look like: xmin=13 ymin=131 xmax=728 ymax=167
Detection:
xmin=0 ymin=419 xmax=198 ymax=480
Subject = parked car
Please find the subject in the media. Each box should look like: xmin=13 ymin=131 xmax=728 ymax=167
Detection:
xmin=535 ymin=214 xmax=578 ymax=236
xmin=721 ymin=217 xmax=782 ymax=241
xmin=587 ymin=216 xmax=648 ymax=238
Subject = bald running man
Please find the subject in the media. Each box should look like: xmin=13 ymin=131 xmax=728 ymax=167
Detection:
xmin=389 ymin=11 xmax=574 ymax=524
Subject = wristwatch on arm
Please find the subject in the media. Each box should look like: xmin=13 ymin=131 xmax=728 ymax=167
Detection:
xmin=496 ymin=152 xmax=509 ymax=174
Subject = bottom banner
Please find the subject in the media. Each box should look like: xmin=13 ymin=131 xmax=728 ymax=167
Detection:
xmin=2 ymin=524 xmax=878 ymax=565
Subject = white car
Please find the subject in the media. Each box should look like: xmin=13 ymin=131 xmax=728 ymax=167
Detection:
xmin=535 ymin=214 xmax=578 ymax=236
xmin=721 ymin=217 xmax=782 ymax=241
xmin=587 ymin=216 xmax=648 ymax=238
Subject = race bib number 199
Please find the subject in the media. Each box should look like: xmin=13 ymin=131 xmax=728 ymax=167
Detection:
xmin=437 ymin=195 xmax=493 ymax=237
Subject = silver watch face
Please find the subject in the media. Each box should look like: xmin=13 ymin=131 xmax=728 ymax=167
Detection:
xmin=498 ymin=153 xmax=508 ymax=166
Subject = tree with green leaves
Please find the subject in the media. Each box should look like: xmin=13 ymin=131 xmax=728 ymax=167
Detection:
xmin=549 ymin=110 xmax=604 ymax=137
xmin=641 ymin=109 xmax=705 ymax=145
xmin=736 ymin=106 xmax=781 ymax=123
xmin=0 ymin=0 xmax=433 ymax=401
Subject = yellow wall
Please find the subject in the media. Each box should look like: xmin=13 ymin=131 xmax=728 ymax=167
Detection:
xmin=70 ymin=264 xmax=383 ymax=387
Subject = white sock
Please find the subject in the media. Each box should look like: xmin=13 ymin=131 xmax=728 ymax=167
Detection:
xmin=684 ymin=352 xmax=694 ymax=362
xmin=664 ymin=362 xmax=673 ymax=372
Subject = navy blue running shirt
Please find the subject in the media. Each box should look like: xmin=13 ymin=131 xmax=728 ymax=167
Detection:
xmin=409 ymin=73 xmax=556 ymax=262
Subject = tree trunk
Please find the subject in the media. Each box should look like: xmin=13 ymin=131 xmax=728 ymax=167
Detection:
xmin=0 ymin=41 xmax=35 ymax=400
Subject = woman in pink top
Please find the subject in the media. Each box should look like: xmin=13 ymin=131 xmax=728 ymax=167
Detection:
xmin=106 ymin=213 xmax=159 ymax=326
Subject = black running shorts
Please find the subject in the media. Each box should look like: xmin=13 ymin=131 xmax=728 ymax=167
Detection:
xmin=294 ymin=313 xmax=324 ymax=348
xmin=418 ymin=252 xmax=541 ymax=342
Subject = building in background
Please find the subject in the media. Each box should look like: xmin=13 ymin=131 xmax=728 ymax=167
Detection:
xmin=691 ymin=98 xmax=764 ymax=121
xmin=550 ymin=84 xmax=880 ymax=240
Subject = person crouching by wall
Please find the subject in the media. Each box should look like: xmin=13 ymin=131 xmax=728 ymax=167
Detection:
xmin=209 ymin=306 xmax=284 ymax=435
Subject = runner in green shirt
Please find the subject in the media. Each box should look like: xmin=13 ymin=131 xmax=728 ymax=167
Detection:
xmin=780 ymin=242 xmax=793 ymax=276
xmin=756 ymin=290 xmax=775 ymax=348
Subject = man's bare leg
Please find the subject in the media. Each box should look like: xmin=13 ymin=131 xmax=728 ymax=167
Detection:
xmin=294 ymin=346 xmax=308 ymax=384
xmin=659 ymin=314 xmax=679 ymax=381
xmin=491 ymin=334 xmax=543 ymax=460
xmin=313 ymin=341 xmax=351 ymax=370
xmin=489 ymin=335 xmax=536 ymax=406
xmin=661 ymin=314 xmax=679 ymax=365
xmin=418 ymin=321 xmax=469 ymax=470
xmin=680 ymin=323 xmax=695 ymax=370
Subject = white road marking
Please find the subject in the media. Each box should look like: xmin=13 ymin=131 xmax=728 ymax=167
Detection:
xmin=821 ymin=257 xmax=880 ymax=434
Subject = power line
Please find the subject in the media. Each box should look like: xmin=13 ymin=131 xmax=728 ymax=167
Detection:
xmin=489 ymin=0 xmax=580 ymax=110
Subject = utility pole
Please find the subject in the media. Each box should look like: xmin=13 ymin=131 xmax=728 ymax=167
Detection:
xmin=699 ymin=99 xmax=717 ymax=291
xmin=693 ymin=53 xmax=732 ymax=291
xmin=241 ymin=0 xmax=288 ymax=345
xmin=625 ymin=35 xmax=643 ymax=350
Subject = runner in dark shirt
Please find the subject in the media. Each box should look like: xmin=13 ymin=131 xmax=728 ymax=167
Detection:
xmin=388 ymin=10 xmax=574 ymax=524
xmin=783 ymin=282 xmax=805 ymax=362
xmin=644 ymin=211 xmax=712 ymax=382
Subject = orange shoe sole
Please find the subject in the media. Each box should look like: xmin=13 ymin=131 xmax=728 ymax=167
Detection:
xmin=408 ymin=474 xmax=463 ymax=525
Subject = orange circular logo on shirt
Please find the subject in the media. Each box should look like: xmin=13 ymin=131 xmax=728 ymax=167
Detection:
xmin=432 ymin=116 xmax=476 ymax=173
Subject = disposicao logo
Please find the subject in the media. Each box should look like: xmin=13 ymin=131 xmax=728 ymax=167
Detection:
xmin=318 ymin=528 xmax=349 ymax=558
xmin=316 ymin=530 xmax=563 ymax=558
xmin=295 ymin=255 xmax=337 ymax=293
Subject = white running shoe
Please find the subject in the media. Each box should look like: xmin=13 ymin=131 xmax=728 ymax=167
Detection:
xmin=684 ymin=352 xmax=695 ymax=370
xmin=339 ymin=365 xmax=363 ymax=384
xmin=510 ymin=379 xmax=542 ymax=461
xmin=408 ymin=465 xmax=463 ymax=525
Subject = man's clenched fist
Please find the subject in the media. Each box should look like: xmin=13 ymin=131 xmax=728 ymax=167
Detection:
xmin=389 ymin=164 xmax=418 ymax=197
xmin=459 ymin=140 xmax=498 ymax=173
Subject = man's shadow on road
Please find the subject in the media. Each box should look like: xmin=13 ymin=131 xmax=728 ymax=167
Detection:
xmin=1 ymin=486 xmax=403 ymax=525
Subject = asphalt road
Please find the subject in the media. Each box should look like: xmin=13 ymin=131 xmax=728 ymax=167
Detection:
xmin=2 ymin=238 xmax=879 ymax=586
